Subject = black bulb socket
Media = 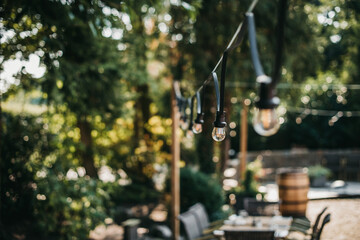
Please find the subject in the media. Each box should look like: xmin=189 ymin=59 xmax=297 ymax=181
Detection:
xmin=213 ymin=111 xmax=227 ymax=128
xmin=194 ymin=113 xmax=204 ymax=124
xmin=255 ymin=76 xmax=280 ymax=109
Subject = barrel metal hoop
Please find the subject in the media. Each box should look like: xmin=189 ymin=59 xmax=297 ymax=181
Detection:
xmin=278 ymin=185 xmax=309 ymax=190
xmin=281 ymin=200 xmax=309 ymax=204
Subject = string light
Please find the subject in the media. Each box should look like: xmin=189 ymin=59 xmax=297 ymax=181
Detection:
xmin=192 ymin=91 xmax=204 ymax=134
xmin=187 ymin=97 xmax=195 ymax=138
xmin=179 ymin=98 xmax=190 ymax=130
xmin=173 ymin=0 xmax=288 ymax=141
xmin=211 ymin=72 xmax=227 ymax=141
xmin=247 ymin=12 xmax=281 ymax=136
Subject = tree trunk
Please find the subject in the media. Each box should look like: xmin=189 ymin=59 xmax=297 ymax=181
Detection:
xmin=138 ymin=84 xmax=151 ymax=137
xmin=77 ymin=118 xmax=98 ymax=178
xmin=133 ymin=84 xmax=152 ymax=149
xmin=220 ymin=135 xmax=230 ymax=177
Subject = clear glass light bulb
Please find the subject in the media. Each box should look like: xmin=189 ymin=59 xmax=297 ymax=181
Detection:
xmin=212 ymin=127 xmax=226 ymax=142
xmin=192 ymin=123 xmax=203 ymax=134
xmin=253 ymin=107 xmax=280 ymax=136
xmin=180 ymin=120 xmax=189 ymax=130
xmin=186 ymin=130 xmax=194 ymax=138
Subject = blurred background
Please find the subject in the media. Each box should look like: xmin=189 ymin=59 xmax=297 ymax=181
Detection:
xmin=1 ymin=0 xmax=360 ymax=239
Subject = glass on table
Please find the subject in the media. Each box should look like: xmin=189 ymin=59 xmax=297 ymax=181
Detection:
xmin=238 ymin=210 xmax=249 ymax=218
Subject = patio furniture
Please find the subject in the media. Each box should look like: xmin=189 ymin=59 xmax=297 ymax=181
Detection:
xmin=243 ymin=198 xmax=280 ymax=216
xmin=224 ymin=230 xmax=275 ymax=240
xmin=287 ymin=207 xmax=330 ymax=240
xmin=189 ymin=203 xmax=223 ymax=235
xmin=310 ymin=207 xmax=328 ymax=238
xmin=290 ymin=206 xmax=327 ymax=235
xmin=220 ymin=216 xmax=292 ymax=240
xmin=178 ymin=210 xmax=202 ymax=240
xmin=178 ymin=210 xmax=216 ymax=240
xmin=189 ymin=203 xmax=210 ymax=233
xmin=313 ymin=213 xmax=331 ymax=240
xmin=122 ymin=218 xmax=141 ymax=240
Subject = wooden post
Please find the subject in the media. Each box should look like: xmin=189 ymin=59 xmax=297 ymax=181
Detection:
xmin=239 ymin=102 xmax=248 ymax=182
xmin=171 ymin=82 xmax=180 ymax=240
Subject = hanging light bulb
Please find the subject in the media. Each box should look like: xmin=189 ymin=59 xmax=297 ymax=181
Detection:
xmin=246 ymin=12 xmax=282 ymax=137
xmin=180 ymin=98 xmax=190 ymax=130
xmin=253 ymin=107 xmax=280 ymax=136
xmin=193 ymin=113 xmax=204 ymax=134
xmin=186 ymin=129 xmax=194 ymax=138
xmin=212 ymin=111 xmax=227 ymax=142
xmin=212 ymin=126 xmax=226 ymax=142
xmin=192 ymin=123 xmax=203 ymax=134
xmin=180 ymin=119 xmax=189 ymax=131
xmin=253 ymin=79 xmax=280 ymax=136
xmin=192 ymin=91 xmax=204 ymax=134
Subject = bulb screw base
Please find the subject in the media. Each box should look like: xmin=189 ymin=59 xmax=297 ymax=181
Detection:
xmin=255 ymin=81 xmax=280 ymax=109
xmin=213 ymin=111 xmax=227 ymax=128
xmin=194 ymin=113 xmax=204 ymax=124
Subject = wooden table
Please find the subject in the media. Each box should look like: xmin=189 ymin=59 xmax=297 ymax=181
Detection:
xmin=214 ymin=216 xmax=292 ymax=239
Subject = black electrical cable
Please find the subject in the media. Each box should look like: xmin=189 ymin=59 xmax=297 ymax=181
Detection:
xmin=188 ymin=96 xmax=195 ymax=130
xmin=219 ymin=51 xmax=228 ymax=113
xmin=195 ymin=0 xmax=259 ymax=94
xmin=272 ymin=0 xmax=287 ymax=88
xmin=212 ymin=72 xmax=220 ymax=111
xmin=174 ymin=0 xmax=260 ymax=121
xmin=247 ymin=12 xmax=265 ymax=78
xmin=196 ymin=91 xmax=201 ymax=114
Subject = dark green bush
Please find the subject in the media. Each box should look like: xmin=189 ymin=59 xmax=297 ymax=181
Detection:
xmin=1 ymin=113 xmax=107 ymax=239
xmin=31 ymin=171 xmax=108 ymax=240
xmin=180 ymin=167 xmax=225 ymax=221
xmin=101 ymin=180 xmax=161 ymax=224
xmin=226 ymin=169 xmax=262 ymax=211
xmin=1 ymin=113 xmax=49 ymax=239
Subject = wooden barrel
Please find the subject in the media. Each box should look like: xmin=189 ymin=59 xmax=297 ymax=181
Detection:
xmin=277 ymin=169 xmax=309 ymax=217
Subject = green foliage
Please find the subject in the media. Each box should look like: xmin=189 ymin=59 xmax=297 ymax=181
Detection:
xmin=0 ymin=113 xmax=48 ymax=239
xmin=228 ymin=170 xmax=260 ymax=201
xmin=0 ymin=113 xmax=107 ymax=239
xmin=307 ymin=165 xmax=332 ymax=178
xmin=179 ymin=167 xmax=225 ymax=221
xmin=226 ymin=159 xmax=263 ymax=210
xmin=168 ymin=0 xmax=360 ymax=152
xmin=32 ymin=173 xmax=107 ymax=240
xmin=103 ymin=181 xmax=160 ymax=206
xmin=2 ymin=0 xmax=360 ymax=238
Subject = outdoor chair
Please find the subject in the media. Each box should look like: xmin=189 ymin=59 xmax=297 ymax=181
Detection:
xmin=224 ymin=230 xmax=275 ymax=240
xmin=189 ymin=203 xmax=223 ymax=235
xmin=287 ymin=207 xmax=329 ymax=240
xmin=178 ymin=210 xmax=216 ymax=240
xmin=122 ymin=218 xmax=141 ymax=240
xmin=290 ymin=206 xmax=327 ymax=235
xmin=313 ymin=213 xmax=331 ymax=240
xmin=243 ymin=198 xmax=280 ymax=216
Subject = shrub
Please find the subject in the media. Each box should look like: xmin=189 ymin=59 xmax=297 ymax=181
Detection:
xmin=226 ymin=159 xmax=264 ymax=211
xmin=179 ymin=167 xmax=225 ymax=221
xmin=31 ymin=170 xmax=108 ymax=240
xmin=101 ymin=180 xmax=161 ymax=224
xmin=307 ymin=165 xmax=332 ymax=178
xmin=0 ymin=113 xmax=107 ymax=239
xmin=1 ymin=113 xmax=49 ymax=239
